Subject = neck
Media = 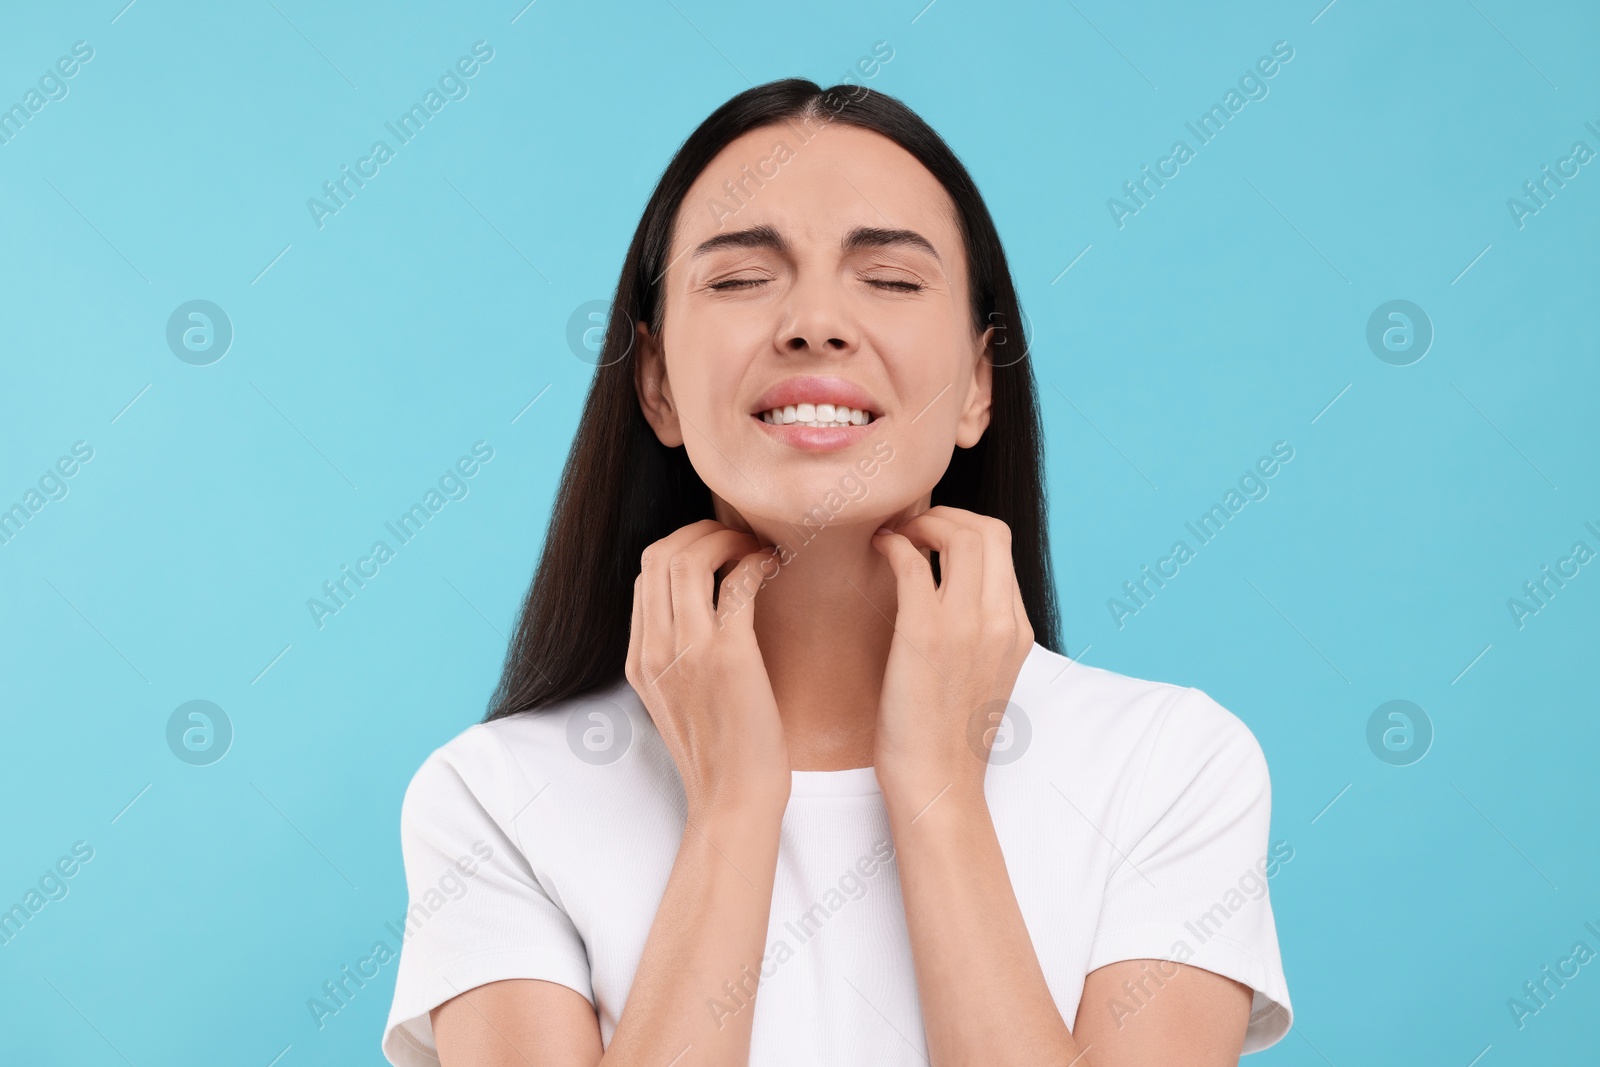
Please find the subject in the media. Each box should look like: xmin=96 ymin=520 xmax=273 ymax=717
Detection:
xmin=714 ymin=496 xmax=928 ymax=772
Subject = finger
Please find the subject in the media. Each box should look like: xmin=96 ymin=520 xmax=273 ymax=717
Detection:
xmin=648 ymin=518 xmax=732 ymax=556
xmin=1006 ymin=542 xmax=1036 ymax=662
xmin=871 ymin=527 xmax=938 ymax=620
xmin=1011 ymin=572 xmax=1028 ymax=635
xmin=627 ymin=573 xmax=645 ymax=691
xmin=887 ymin=510 xmax=986 ymax=606
xmin=1013 ymin=582 xmax=1035 ymax=658
xmin=639 ymin=558 xmax=674 ymax=684
xmin=977 ymin=517 xmax=1017 ymax=626
xmin=639 ymin=520 xmax=725 ymax=679
xmin=716 ymin=547 xmax=782 ymax=636
xmin=669 ymin=527 xmax=765 ymax=645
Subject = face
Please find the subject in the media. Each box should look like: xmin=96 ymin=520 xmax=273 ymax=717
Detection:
xmin=635 ymin=116 xmax=993 ymax=539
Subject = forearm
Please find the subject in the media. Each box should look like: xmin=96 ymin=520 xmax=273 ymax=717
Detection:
xmin=602 ymin=802 xmax=785 ymax=1067
xmin=882 ymin=777 xmax=1082 ymax=1066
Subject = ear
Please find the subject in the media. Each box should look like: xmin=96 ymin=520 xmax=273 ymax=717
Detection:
xmin=954 ymin=323 xmax=994 ymax=448
xmin=633 ymin=320 xmax=684 ymax=447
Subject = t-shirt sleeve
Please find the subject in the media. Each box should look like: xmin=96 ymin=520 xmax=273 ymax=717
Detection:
xmin=1083 ymin=686 xmax=1293 ymax=1054
xmin=382 ymin=726 xmax=595 ymax=1067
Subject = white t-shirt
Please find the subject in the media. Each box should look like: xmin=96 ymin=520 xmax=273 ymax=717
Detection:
xmin=382 ymin=642 xmax=1293 ymax=1065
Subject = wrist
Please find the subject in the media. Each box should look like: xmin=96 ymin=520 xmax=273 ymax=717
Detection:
xmin=877 ymin=765 xmax=988 ymax=820
xmin=688 ymin=784 xmax=790 ymax=833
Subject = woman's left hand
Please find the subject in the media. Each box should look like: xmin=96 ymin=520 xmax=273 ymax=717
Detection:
xmin=869 ymin=505 xmax=1035 ymax=803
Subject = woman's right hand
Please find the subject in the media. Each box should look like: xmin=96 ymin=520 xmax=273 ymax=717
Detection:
xmin=625 ymin=519 xmax=791 ymax=822
xmin=436 ymin=522 xmax=790 ymax=1066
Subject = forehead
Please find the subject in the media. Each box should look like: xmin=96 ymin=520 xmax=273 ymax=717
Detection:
xmin=673 ymin=120 xmax=964 ymax=262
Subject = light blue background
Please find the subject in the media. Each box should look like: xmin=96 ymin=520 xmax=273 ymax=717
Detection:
xmin=2 ymin=0 xmax=1597 ymax=1064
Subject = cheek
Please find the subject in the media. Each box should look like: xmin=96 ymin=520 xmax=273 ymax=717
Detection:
xmin=876 ymin=298 xmax=974 ymax=371
xmin=874 ymin=312 xmax=979 ymax=423
xmin=876 ymin=415 xmax=959 ymax=499
xmin=662 ymin=321 xmax=761 ymax=496
xmin=666 ymin=319 xmax=756 ymax=419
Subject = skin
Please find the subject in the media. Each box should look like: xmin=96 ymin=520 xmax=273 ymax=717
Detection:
xmin=432 ymin=110 xmax=1253 ymax=1065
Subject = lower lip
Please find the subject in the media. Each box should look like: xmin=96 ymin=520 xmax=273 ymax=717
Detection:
xmin=751 ymin=414 xmax=881 ymax=452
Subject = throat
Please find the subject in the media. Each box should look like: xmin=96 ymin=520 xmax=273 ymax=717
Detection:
xmin=753 ymin=569 xmax=895 ymax=774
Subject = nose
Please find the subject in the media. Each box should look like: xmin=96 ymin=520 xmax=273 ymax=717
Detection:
xmin=775 ymin=271 xmax=858 ymax=356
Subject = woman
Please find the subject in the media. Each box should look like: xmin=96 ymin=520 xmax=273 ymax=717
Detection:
xmin=382 ymin=78 xmax=1291 ymax=1066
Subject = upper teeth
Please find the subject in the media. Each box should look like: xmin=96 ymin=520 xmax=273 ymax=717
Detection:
xmin=760 ymin=403 xmax=874 ymax=427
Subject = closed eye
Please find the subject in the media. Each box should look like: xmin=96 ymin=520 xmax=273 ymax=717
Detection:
xmin=707 ymin=276 xmax=924 ymax=292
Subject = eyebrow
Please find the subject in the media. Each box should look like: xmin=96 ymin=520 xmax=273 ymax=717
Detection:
xmin=842 ymin=226 xmax=941 ymax=264
xmin=691 ymin=224 xmax=788 ymax=258
xmin=690 ymin=224 xmax=941 ymax=264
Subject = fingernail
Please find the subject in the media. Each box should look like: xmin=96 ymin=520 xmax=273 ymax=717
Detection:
xmin=876 ymin=526 xmax=893 ymax=536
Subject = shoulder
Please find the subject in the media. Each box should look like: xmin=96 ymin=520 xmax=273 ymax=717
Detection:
xmin=400 ymin=675 xmax=644 ymax=830
xmin=1017 ymin=643 xmax=1255 ymax=741
xmin=1013 ymin=643 xmax=1269 ymax=800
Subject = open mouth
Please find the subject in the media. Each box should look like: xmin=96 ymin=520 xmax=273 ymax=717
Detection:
xmin=755 ymin=403 xmax=877 ymax=428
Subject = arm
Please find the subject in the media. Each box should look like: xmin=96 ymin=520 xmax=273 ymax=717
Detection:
xmin=879 ymin=775 xmax=1082 ymax=1062
xmin=878 ymin=770 xmax=1253 ymax=1065
xmin=432 ymin=520 xmax=793 ymax=1066
xmin=1073 ymin=959 xmax=1253 ymax=1064
xmin=432 ymin=802 xmax=786 ymax=1067
xmin=872 ymin=508 xmax=1259 ymax=1066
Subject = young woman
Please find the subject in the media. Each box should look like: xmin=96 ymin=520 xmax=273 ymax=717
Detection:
xmin=382 ymin=79 xmax=1291 ymax=1067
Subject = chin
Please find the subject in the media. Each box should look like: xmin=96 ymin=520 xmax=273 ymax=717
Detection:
xmin=720 ymin=484 xmax=918 ymax=548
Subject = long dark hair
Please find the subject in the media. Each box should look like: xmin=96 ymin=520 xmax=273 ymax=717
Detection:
xmin=484 ymin=78 xmax=1060 ymax=722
